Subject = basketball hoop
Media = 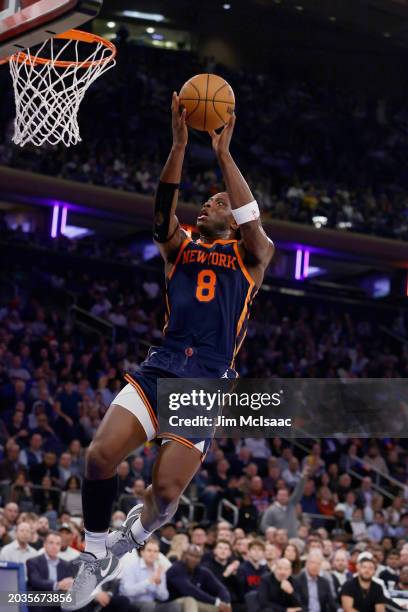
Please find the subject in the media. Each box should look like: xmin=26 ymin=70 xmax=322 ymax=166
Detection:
xmin=2 ymin=29 xmax=116 ymax=147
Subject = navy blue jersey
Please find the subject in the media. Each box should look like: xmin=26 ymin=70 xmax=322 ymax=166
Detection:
xmin=162 ymin=238 xmax=257 ymax=369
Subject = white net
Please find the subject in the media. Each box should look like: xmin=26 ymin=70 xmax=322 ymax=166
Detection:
xmin=8 ymin=33 xmax=116 ymax=147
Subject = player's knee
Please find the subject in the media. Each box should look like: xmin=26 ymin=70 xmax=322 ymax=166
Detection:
xmin=85 ymin=441 xmax=116 ymax=478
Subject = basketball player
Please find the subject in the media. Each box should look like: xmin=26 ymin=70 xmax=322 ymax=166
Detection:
xmin=65 ymin=93 xmax=274 ymax=610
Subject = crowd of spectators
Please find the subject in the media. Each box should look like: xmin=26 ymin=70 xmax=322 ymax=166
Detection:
xmin=1 ymin=39 xmax=408 ymax=239
xmin=0 ymin=502 xmax=407 ymax=611
xmin=0 ymin=226 xmax=407 ymax=610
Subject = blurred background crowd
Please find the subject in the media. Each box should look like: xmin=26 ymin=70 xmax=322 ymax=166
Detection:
xmin=1 ymin=41 xmax=408 ymax=240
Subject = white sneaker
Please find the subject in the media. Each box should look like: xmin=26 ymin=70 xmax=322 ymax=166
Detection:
xmin=106 ymin=503 xmax=144 ymax=558
xmin=62 ymin=551 xmax=120 ymax=610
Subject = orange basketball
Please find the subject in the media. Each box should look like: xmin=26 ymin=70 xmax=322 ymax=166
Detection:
xmin=179 ymin=73 xmax=235 ymax=132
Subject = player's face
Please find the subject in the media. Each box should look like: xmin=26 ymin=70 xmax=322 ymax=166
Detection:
xmin=197 ymin=192 xmax=236 ymax=236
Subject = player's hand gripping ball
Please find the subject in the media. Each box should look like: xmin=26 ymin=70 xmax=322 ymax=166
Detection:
xmin=179 ymin=73 xmax=235 ymax=131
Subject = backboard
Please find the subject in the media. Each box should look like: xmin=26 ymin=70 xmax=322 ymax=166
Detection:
xmin=0 ymin=0 xmax=102 ymax=60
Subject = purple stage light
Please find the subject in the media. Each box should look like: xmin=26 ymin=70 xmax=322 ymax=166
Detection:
xmin=61 ymin=206 xmax=68 ymax=234
xmin=295 ymin=249 xmax=302 ymax=280
xmin=51 ymin=204 xmax=60 ymax=238
xmin=303 ymin=250 xmax=310 ymax=278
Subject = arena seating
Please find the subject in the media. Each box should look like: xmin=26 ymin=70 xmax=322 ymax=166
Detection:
xmin=1 ymin=42 xmax=408 ymax=240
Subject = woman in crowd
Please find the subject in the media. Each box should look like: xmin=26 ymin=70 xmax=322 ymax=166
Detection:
xmin=283 ymin=543 xmax=302 ymax=576
xmin=59 ymin=476 xmax=82 ymax=515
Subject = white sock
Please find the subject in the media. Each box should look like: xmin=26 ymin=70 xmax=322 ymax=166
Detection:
xmin=130 ymin=518 xmax=153 ymax=544
xmin=84 ymin=529 xmax=108 ymax=559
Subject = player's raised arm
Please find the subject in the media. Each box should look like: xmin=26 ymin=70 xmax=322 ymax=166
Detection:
xmin=153 ymin=92 xmax=189 ymax=263
xmin=209 ymin=115 xmax=274 ymax=271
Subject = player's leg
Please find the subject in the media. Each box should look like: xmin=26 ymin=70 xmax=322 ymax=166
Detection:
xmin=141 ymin=439 xmax=202 ymax=531
xmin=82 ymin=401 xmax=148 ymax=556
xmin=64 ymin=384 xmax=152 ymax=611
xmin=107 ymin=439 xmax=203 ymax=555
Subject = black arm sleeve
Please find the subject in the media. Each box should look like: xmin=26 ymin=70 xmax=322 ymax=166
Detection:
xmin=153 ymin=181 xmax=179 ymax=243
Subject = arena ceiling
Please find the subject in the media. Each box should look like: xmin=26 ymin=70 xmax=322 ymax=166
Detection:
xmin=100 ymin=0 xmax=408 ymax=47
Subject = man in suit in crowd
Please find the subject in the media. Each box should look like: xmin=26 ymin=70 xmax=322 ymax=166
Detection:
xmin=294 ymin=550 xmax=336 ymax=612
xmin=27 ymin=531 xmax=74 ymax=612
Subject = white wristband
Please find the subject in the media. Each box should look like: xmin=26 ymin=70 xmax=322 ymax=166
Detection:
xmin=231 ymin=200 xmax=260 ymax=225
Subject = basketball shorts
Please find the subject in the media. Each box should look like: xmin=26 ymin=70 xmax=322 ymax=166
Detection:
xmin=113 ymin=345 xmax=238 ymax=458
